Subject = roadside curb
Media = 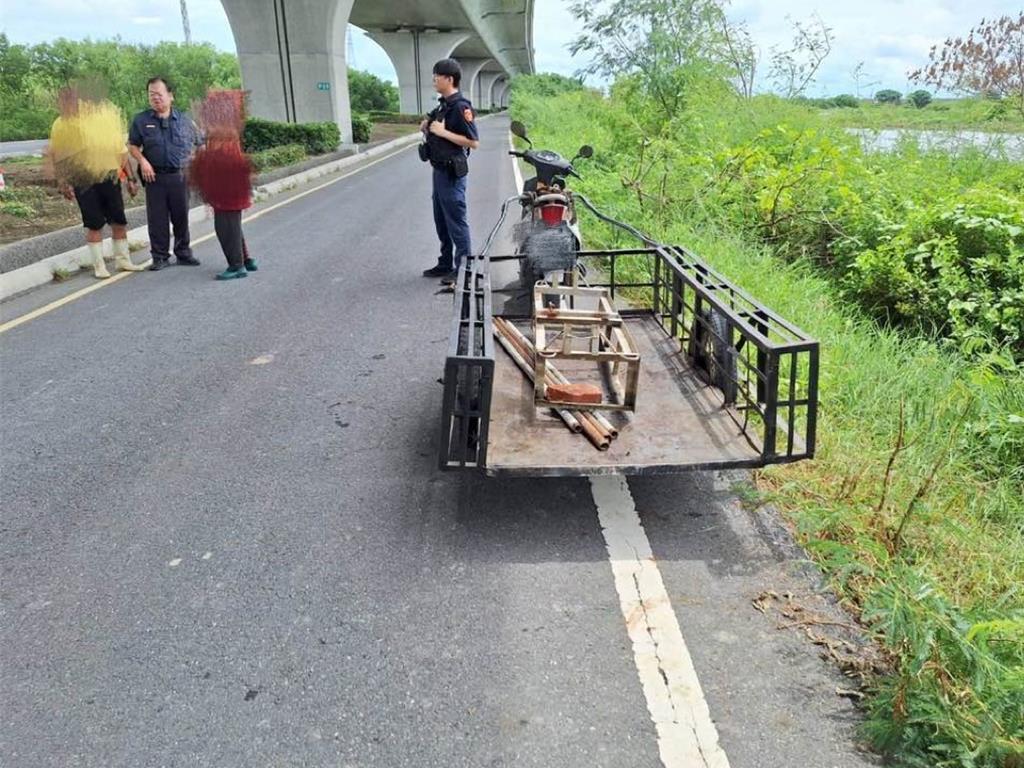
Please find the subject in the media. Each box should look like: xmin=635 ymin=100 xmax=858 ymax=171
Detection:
xmin=0 ymin=131 xmax=423 ymax=302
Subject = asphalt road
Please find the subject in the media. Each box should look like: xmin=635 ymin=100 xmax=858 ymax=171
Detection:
xmin=1 ymin=115 xmax=878 ymax=767
xmin=0 ymin=139 xmax=47 ymax=158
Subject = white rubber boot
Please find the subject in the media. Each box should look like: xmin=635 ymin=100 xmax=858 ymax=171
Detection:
xmin=88 ymin=241 xmax=110 ymax=279
xmin=113 ymin=238 xmax=145 ymax=271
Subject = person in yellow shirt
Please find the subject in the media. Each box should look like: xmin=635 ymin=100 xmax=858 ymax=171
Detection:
xmin=48 ymin=87 xmax=147 ymax=278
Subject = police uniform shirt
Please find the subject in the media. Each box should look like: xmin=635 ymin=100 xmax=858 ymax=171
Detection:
xmin=128 ymin=108 xmax=200 ymax=170
xmin=428 ymin=91 xmax=478 ymax=161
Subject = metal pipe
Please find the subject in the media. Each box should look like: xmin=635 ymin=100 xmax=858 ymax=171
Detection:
xmin=493 ymin=323 xmax=582 ymax=434
xmin=495 ymin=318 xmax=614 ymax=447
xmin=496 ymin=317 xmax=616 ymax=440
xmin=496 ymin=318 xmax=617 ymax=437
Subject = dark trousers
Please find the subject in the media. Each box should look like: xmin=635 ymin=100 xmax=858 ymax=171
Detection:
xmin=431 ymin=166 xmax=471 ymax=271
xmin=213 ymin=210 xmax=246 ymax=268
xmin=145 ymin=172 xmax=191 ymax=260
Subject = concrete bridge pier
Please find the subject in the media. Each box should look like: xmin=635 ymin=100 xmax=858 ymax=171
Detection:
xmin=475 ymin=70 xmax=505 ymax=110
xmin=457 ymin=58 xmax=493 ymax=109
xmin=222 ymin=0 xmax=356 ymax=142
xmin=367 ymin=30 xmax=471 ymax=116
xmin=489 ymin=75 xmax=508 ymax=109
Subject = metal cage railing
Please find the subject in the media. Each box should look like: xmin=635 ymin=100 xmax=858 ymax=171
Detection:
xmin=580 ymin=244 xmax=819 ymax=463
xmin=438 ymin=252 xmax=495 ymax=470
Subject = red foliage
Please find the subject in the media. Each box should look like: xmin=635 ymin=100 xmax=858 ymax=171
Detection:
xmin=910 ymin=13 xmax=1024 ymax=116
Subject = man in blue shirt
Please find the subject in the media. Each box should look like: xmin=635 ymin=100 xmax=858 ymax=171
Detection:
xmin=420 ymin=59 xmax=480 ymax=283
xmin=128 ymin=77 xmax=202 ymax=271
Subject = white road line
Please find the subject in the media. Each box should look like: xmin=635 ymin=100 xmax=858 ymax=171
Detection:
xmin=590 ymin=475 xmax=731 ymax=768
xmin=0 ymin=143 xmax=415 ymax=336
xmin=509 ymin=132 xmax=525 ymax=193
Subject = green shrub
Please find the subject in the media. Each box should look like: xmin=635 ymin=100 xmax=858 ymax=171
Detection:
xmin=299 ymin=121 xmax=341 ymax=154
xmin=875 ymin=89 xmax=902 ymax=104
xmin=351 ymin=112 xmax=371 ymax=143
xmin=832 ymin=93 xmax=859 ymax=108
xmin=250 ymin=142 xmax=306 ymax=172
xmin=243 ymin=118 xmax=340 ymax=155
xmin=511 ymin=83 xmax=1024 ymax=766
xmin=908 ymin=90 xmax=933 ymax=109
xmin=0 ymin=105 xmax=57 ymax=141
xmin=0 ymin=185 xmax=47 ymax=218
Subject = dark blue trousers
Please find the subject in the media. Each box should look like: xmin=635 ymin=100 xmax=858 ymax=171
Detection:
xmin=144 ymin=171 xmax=192 ymax=261
xmin=431 ymin=166 xmax=471 ymax=271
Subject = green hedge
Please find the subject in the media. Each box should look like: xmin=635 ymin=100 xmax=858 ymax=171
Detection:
xmin=243 ymin=118 xmax=340 ymax=155
xmin=250 ymin=143 xmax=307 ymax=172
xmin=351 ymin=113 xmax=371 ymax=143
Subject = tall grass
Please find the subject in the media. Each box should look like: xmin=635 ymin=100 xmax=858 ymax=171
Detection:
xmin=511 ymin=81 xmax=1024 ymax=766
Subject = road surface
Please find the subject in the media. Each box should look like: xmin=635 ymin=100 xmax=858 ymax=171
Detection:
xmin=0 ymin=139 xmax=47 ymax=158
xmin=1 ymin=115 xmax=877 ymax=767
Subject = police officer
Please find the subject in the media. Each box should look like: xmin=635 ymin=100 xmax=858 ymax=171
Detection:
xmin=420 ymin=59 xmax=480 ymax=283
xmin=128 ymin=77 xmax=202 ymax=271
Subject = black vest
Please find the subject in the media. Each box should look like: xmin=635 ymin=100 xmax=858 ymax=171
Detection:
xmin=426 ymin=96 xmax=470 ymax=164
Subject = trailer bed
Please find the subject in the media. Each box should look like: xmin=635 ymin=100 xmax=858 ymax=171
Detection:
xmin=486 ymin=314 xmax=760 ymax=477
xmin=439 ymin=244 xmax=818 ymax=476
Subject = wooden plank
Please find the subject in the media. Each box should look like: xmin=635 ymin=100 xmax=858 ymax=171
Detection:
xmin=487 ymin=315 xmax=760 ymax=475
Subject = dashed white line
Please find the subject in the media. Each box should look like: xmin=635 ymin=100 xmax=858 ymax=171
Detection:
xmin=590 ymin=475 xmax=731 ymax=768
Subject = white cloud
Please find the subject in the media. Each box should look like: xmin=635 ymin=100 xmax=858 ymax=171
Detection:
xmin=131 ymin=16 xmax=163 ymax=25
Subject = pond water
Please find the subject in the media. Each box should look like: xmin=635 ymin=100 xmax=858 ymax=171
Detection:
xmin=848 ymin=128 xmax=1024 ymax=161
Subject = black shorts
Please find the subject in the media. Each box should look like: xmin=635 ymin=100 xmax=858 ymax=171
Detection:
xmin=74 ymin=179 xmax=128 ymax=231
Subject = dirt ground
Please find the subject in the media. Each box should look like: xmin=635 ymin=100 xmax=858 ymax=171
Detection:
xmin=0 ymin=157 xmax=85 ymax=246
xmin=368 ymin=123 xmax=420 ymax=144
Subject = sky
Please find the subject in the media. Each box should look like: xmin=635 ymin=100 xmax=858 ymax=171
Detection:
xmin=3 ymin=0 xmax=1021 ymax=96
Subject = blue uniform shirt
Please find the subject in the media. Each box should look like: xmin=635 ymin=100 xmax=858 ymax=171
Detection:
xmin=128 ymin=108 xmax=200 ymax=170
xmin=440 ymin=91 xmax=478 ymax=144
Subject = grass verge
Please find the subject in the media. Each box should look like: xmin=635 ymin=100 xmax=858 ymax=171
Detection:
xmin=512 ymin=85 xmax=1024 ymax=766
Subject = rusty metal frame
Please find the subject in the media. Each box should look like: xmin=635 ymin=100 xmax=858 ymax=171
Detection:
xmin=438 ymin=251 xmax=494 ymax=470
xmin=439 ymin=197 xmax=819 ymax=473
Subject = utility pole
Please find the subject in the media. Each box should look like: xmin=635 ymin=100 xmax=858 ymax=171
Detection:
xmin=180 ymin=0 xmax=192 ymax=45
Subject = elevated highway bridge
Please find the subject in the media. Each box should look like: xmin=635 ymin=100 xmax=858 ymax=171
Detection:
xmin=220 ymin=0 xmax=533 ymax=141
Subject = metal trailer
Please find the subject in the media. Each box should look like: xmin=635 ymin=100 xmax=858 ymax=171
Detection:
xmin=439 ymin=198 xmax=820 ymax=478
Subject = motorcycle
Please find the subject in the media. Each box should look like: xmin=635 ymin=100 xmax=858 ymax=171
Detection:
xmin=508 ymin=121 xmax=593 ymax=302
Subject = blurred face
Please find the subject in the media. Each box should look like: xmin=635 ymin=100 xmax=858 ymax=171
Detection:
xmin=148 ymin=80 xmax=173 ymax=114
xmin=57 ymin=88 xmax=79 ymax=117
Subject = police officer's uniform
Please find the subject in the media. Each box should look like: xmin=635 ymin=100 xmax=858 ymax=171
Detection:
xmin=423 ymin=91 xmax=479 ymax=275
xmin=128 ymin=107 xmax=201 ymax=265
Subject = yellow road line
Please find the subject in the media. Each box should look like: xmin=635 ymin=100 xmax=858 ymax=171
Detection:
xmin=0 ymin=143 xmax=416 ymax=336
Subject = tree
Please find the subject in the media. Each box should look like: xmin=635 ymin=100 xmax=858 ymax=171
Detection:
xmin=568 ymin=0 xmax=733 ymax=120
xmin=908 ymin=89 xmax=932 ymax=108
xmin=510 ymin=73 xmax=585 ymax=99
xmin=852 ymin=61 xmax=880 ymax=98
xmin=721 ymin=18 xmax=758 ymax=99
xmin=768 ymin=14 xmax=833 ymax=98
xmin=347 ymin=68 xmax=398 ymax=113
xmin=910 ymin=13 xmax=1024 ymax=117
xmin=875 ymin=89 xmax=902 ymax=104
